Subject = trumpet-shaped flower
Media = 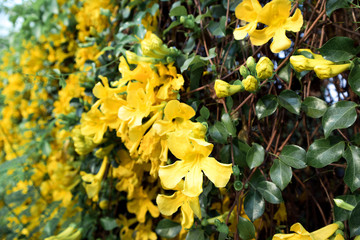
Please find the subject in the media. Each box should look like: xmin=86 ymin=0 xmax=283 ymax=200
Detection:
xmin=127 ymin=187 xmax=160 ymax=223
xmin=233 ymin=0 xmax=262 ymax=40
xmin=214 ymin=79 xmax=244 ymax=98
xmin=80 ymin=157 xmax=108 ymax=202
xmin=272 ymin=222 xmax=340 ymax=240
xmin=159 ymin=135 xmax=232 ymax=197
xmin=156 ymin=180 xmax=201 ymax=229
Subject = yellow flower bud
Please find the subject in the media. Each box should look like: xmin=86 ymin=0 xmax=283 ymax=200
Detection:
xmin=242 ymin=75 xmax=258 ymax=92
xmin=214 ymin=79 xmax=243 ymax=98
xmin=256 ymin=57 xmax=274 ymax=79
xmin=314 ymin=63 xmax=350 ymax=79
xmin=99 ymin=200 xmax=109 ymax=210
xmin=290 ymin=55 xmax=334 ymax=72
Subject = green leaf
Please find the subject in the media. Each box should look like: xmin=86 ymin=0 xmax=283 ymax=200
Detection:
xmin=278 ymin=90 xmax=301 ymax=115
xmin=237 ymin=217 xmax=255 ymax=240
xmin=244 ymin=190 xmax=265 ymax=221
xmin=155 ymin=219 xmax=182 ymax=239
xmin=319 ymin=37 xmax=356 ymax=62
xmin=349 ymin=59 xmax=360 ymax=97
xmin=164 ymin=21 xmax=181 ymax=35
xmin=200 ymin=106 xmax=210 ymax=120
xmin=334 ymin=195 xmax=360 ymax=221
xmin=322 ymin=101 xmax=358 ymax=138
xmin=246 ymin=143 xmax=265 ymax=169
xmin=278 ymin=62 xmax=291 ymax=83
xmin=279 ymin=145 xmax=307 ymax=169
xmin=100 ymin=217 xmax=118 ymax=231
xmin=270 ymin=159 xmax=292 ymax=190
xmin=255 ymin=95 xmax=278 ymax=119
xmin=186 ymin=229 xmax=205 ymax=240
xmin=169 ymin=5 xmax=187 ymax=17
xmin=207 ymin=16 xmax=226 ymax=37
xmin=221 ymin=113 xmax=236 ymax=137
xmin=256 ymin=181 xmax=283 ymax=204
xmin=343 ymin=146 xmax=360 ymax=192
xmin=301 ymin=96 xmax=328 ymax=118
xmin=326 ymin=0 xmax=352 ymax=16
xmin=349 ymin=203 xmax=360 ymax=237
xmin=209 ymin=121 xmax=228 ymax=144
xmin=306 ymin=137 xmax=345 ymax=168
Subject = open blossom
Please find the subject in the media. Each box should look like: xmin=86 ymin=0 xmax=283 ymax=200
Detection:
xmin=234 ymin=0 xmax=303 ymax=53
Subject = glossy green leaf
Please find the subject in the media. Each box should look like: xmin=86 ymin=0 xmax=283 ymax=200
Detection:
xmin=301 ymin=96 xmax=328 ymax=118
xmin=343 ymin=146 xmax=360 ymax=192
xmin=246 ymin=143 xmax=265 ymax=169
xmin=207 ymin=16 xmax=226 ymax=37
xmin=279 ymin=145 xmax=307 ymax=169
xmin=270 ymin=159 xmax=292 ymax=190
xmin=256 ymin=181 xmax=283 ymax=204
xmin=349 ymin=59 xmax=360 ymax=97
xmin=186 ymin=229 xmax=205 ymax=240
xmin=319 ymin=37 xmax=356 ymax=62
xmin=255 ymin=95 xmax=278 ymax=119
xmin=244 ymin=190 xmax=265 ymax=221
xmin=278 ymin=90 xmax=301 ymax=115
xmin=169 ymin=6 xmax=187 ymax=17
xmin=155 ymin=219 xmax=182 ymax=239
xmin=278 ymin=62 xmax=291 ymax=83
xmin=349 ymin=203 xmax=360 ymax=237
xmin=200 ymin=106 xmax=210 ymax=120
xmin=221 ymin=113 xmax=236 ymax=137
xmin=209 ymin=121 xmax=228 ymax=144
xmin=306 ymin=137 xmax=345 ymax=168
xmin=334 ymin=195 xmax=359 ymax=221
xmin=326 ymin=0 xmax=352 ymax=16
xmin=322 ymin=101 xmax=357 ymax=138
xmin=237 ymin=216 xmax=255 ymax=240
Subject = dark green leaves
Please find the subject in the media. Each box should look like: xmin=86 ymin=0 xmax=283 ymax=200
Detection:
xmin=278 ymin=90 xmax=301 ymax=115
xmin=155 ymin=219 xmax=182 ymax=239
xmin=256 ymin=181 xmax=283 ymax=204
xmin=319 ymin=37 xmax=357 ymax=62
xmin=256 ymin=95 xmax=278 ymax=119
xmin=306 ymin=137 xmax=345 ymax=168
xmin=246 ymin=143 xmax=265 ymax=169
xmin=244 ymin=190 xmax=265 ymax=221
xmin=322 ymin=101 xmax=357 ymax=138
xmin=237 ymin=217 xmax=255 ymax=240
xmin=209 ymin=121 xmax=228 ymax=144
xmin=221 ymin=113 xmax=236 ymax=137
xmin=169 ymin=6 xmax=187 ymax=17
xmin=349 ymin=203 xmax=360 ymax=237
xmin=279 ymin=145 xmax=307 ymax=169
xmin=302 ymin=96 xmax=327 ymax=118
xmin=349 ymin=59 xmax=360 ymax=97
xmin=270 ymin=159 xmax=292 ymax=190
xmin=100 ymin=217 xmax=118 ymax=231
xmin=343 ymin=146 xmax=360 ymax=192
xmin=326 ymin=0 xmax=352 ymax=16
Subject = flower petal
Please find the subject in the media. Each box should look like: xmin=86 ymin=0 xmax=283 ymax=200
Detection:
xmin=201 ymin=157 xmax=232 ymax=188
xmin=270 ymin=29 xmax=292 ymax=53
xmin=159 ymin=161 xmax=190 ymax=190
xmin=284 ymin=9 xmax=303 ymax=32
xmin=164 ymin=100 xmax=195 ymax=121
xmin=181 ymin=202 xmax=194 ymax=229
xmin=156 ymin=192 xmax=186 ymax=215
xmin=183 ymin=164 xmax=203 ymax=197
xmin=249 ymin=27 xmax=275 ymax=46
xmin=188 ymin=197 xmax=202 ymax=219
xmin=310 ymin=223 xmax=339 ymax=240
xmin=235 ymin=0 xmax=262 ymax=22
xmin=290 ymin=223 xmax=310 ymax=235
xmin=234 ymin=22 xmax=257 ymax=40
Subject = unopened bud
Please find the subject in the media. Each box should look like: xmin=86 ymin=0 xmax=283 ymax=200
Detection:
xmin=314 ymin=63 xmax=351 ymax=79
xmin=214 ymin=79 xmax=244 ymax=98
xmin=335 ymin=221 xmax=344 ymax=231
xmin=246 ymin=56 xmax=256 ymax=73
xmin=234 ymin=180 xmax=243 ymax=191
xmin=239 ymin=65 xmax=249 ymax=78
xmin=256 ymin=57 xmax=274 ymax=79
xmin=242 ymin=75 xmax=258 ymax=92
xmin=232 ymin=165 xmax=241 ymax=176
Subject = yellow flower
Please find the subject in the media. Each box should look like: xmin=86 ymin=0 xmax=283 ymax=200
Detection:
xmin=273 ymin=222 xmax=340 ymax=240
xmin=233 ymin=0 xmax=262 ymax=40
xmin=80 ymin=108 xmax=107 ymax=144
xmin=314 ymin=63 xmax=351 ymax=80
xmin=242 ymin=0 xmax=303 ymax=53
xmin=127 ymin=187 xmax=160 ymax=223
xmin=159 ymin=135 xmax=232 ymax=197
xmin=290 ymin=55 xmax=334 ymax=72
xmin=45 ymin=224 xmax=82 ymax=240
xmin=242 ymin=75 xmax=258 ymax=92
xmin=135 ymin=221 xmax=157 ymax=240
xmin=80 ymin=157 xmax=108 ymax=202
xmin=214 ymin=79 xmax=244 ymax=98
xmin=256 ymin=57 xmax=274 ymax=79
xmin=156 ymin=180 xmax=201 ymax=229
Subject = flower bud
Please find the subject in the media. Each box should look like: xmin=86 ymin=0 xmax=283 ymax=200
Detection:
xmin=242 ymin=75 xmax=258 ymax=92
xmin=239 ymin=65 xmax=249 ymax=78
xmin=214 ymin=79 xmax=243 ymax=98
xmin=314 ymin=63 xmax=350 ymax=79
xmin=246 ymin=56 xmax=256 ymax=73
xmin=232 ymin=165 xmax=241 ymax=176
xmin=290 ymin=55 xmax=334 ymax=73
xmin=234 ymin=180 xmax=243 ymax=191
xmin=256 ymin=57 xmax=274 ymax=79
xmin=335 ymin=221 xmax=344 ymax=230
